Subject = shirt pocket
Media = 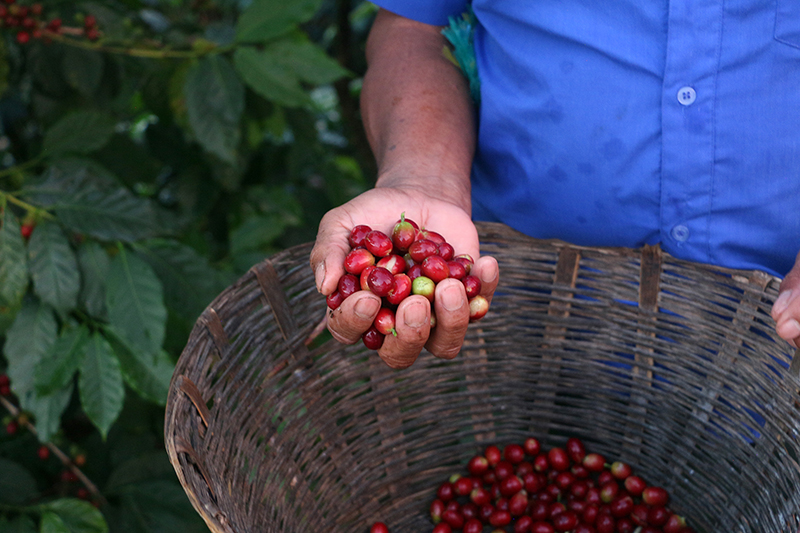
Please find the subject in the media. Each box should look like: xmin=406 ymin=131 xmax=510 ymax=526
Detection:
xmin=776 ymin=0 xmax=800 ymax=49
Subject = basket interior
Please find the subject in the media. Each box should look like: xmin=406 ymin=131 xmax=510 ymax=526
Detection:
xmin=165 ymin=222 xmax=800 ymax=533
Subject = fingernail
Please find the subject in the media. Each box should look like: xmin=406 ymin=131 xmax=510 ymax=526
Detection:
xmin=404 ymin=301 xmax=427 ymax=328
xmin=315 ymin=261 xmax=326 ymax=292
xmin=783 ymin=318 xmax=800 ymax=340
xmin=773 ymin=289 xmax=793 ymax=316
xmin=441 ymin=284 xmax=464 ymax=312
xmin=354 ymin=297 xmax=380 ymax=320
xmin=481 ymin=261 xmax=498 ymax=283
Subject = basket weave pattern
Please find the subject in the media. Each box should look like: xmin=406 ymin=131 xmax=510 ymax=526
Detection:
xmin=165 ymin=222 xmax=800 ymax=533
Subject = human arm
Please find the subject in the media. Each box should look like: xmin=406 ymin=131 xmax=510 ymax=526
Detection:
xmin=309 ymin=8 xmax=499 ymax=369
xmin=771 ymin=250 xmax=800 ymax=348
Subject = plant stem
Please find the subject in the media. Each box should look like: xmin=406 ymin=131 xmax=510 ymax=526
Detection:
xmin=0 ymin=157 xmax=44 ymax=181
xmin=0 ymin=396 xmax=108 ymax=507
xmin=44 ymin=29 xmax=236 ymax=59
xmin=0 ymin=191 xmax=54 ymax=220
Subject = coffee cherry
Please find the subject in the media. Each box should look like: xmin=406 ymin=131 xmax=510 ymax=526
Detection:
xmin=386 ymin=274 xmax=411 ymax=305
xmin=582 ymin=452 xmax=606 ymax=472
xmin=408 ymin=239 xmax=438 ymax=262
xmin=531 ymin=522 xmax=555 ymax=533
xmin=467 ymin=455 xmax=489 ymax=476
xmin=447 ymin=260 xmax=467 ymax=280
xmin=337 ymin=273 xmax=360 ymax=299
xmin=37 ymin=445 xmax=50 ymax=460
xmin=361 ymin=326 xmax=384 ymax=350
xmin=373 ymin=308 xmax=396 ymax=336
xmin=31 ymin=3 xmax=42 ymax=16
xmin=442 ymin=508 xmax=464 ymax=530
xmin=326 ymin=291 xmax=344 ymax=310
xmin=642 ymin=486 xmax=669 ymax=507
xmin=364 ymin=230 xmax=393 ymax=257
xmin=647 ymin=505 xmax=670 ymax=527
xmin=0 ymin=384 xmax=9 ymax=397
xmin=411 ymin=276 xmax=435 ymax=302
xmin=430 ymin=499 xmax=445 ymax=523
xmin=432 ymin=523 xmax=452 ymax=533
xmin=489 ymin=510 xmax=511 ymax=527
xmin=565 ymin=437 xmax=586 ymax=463
xmin=344 ymin=248 xmax=375 ymax=275
xmin=462 ymin=275 xmax=481 ymax=299
xmin=463 ymin=518 xmax=483 ymax=533
xmin=610 ymin=461 xmax=632 ymax=480
xmin=523 ymin=437 xmax=541 ymax=456
xmin=468 ymin=295 xmax=489 ymax=321
xmin=367 ymin=267 xmax=394 ymax=297
xmin=369 ymin=522 xmax=388 ymax=533
xmin=624 ymin=474 xmax=646 ymax=495
xmin=376 ymin=254 xmax=405 ymax=275
xmin=437 ymin=242 xmax=455 ymax=261
xmin=504 ymin=443 xmax=525 ymax=464
xmin=0 ymin=374 xmax=9 ymax=387
xmin=391 ymin=215 xmax=417 ymax=251
xmin=84 ymin=14 xmax=96 ymax=28
xmin=421 ymin=255 xmax=449 ymax=283
xmin=552 ymin=510 xmax=579 ymax=532
xmin=15 ymin=30 xmax=29 ymax=44
xmin=348 ymin=225 xmax=371 ymax=248
xmin=5 ymin=420 xmax=18 ymax=435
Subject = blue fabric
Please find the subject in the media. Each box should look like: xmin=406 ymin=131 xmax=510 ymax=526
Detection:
xmin=373 ymin=0 xmax=800 ymax=277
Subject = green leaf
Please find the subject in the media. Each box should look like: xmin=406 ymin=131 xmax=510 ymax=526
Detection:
xmin=229 ymin=213 xmax=288 ymax=256
xmin=0 ymin=207 xmax=29 ymax=306
xmin=28 ymin=221 xmax=80 ymax=313
xmin=233 ymin=47 xmax=309 ymax=107
xmin=26 ymin=383 xmax=73 ymax=444
xmin=104 ymin=451 xmax=175 ymax=495
xmin=42 ymin=111 xmax=116 ymax=157
xmin=79 ymin=332 xmax=125 ymax=439
xmin=4 ymin=297 xmax=58 ymax=407
xmin=0 ymin=515 xmax=37 ymax=533
xmin=235 ymin=0 xmax=322 ymax=43
xmin=39 ymin=513 xmax=70 ymax=533
xmin=77 ymin=241 xmax=110 ymax=318
xmin=62 ymin=47 xmax=104 ymax=98
xmin=184 ymin=56 xmax=244 ymax=163
xmin=264 ymin=37 xmax=349 ymax=85
xmin=135 ymin=240 xmax=223 ymax=322
xmin=0 ymin=458 xmax=38 ymax=504
xmin=40 ymin=498 xmax=108 ymax=533
xmin=36 ymin=162 xmax=167 ymax=243
xmin=104 ymin=328 xmax=173 ymax=406
xmin=105 ymin=248 xmax=166 ymax=355
xmin=35 ymin=325 xmax=90 ymax=396
xmin=115 ymin=481 xmax=208 ymax=533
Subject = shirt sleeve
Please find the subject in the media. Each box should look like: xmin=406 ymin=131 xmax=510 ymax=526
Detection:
xmin=371 ymin=0 xmax=469 ymax=27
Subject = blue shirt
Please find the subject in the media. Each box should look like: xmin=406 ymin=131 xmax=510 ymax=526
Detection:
xmin=372 ymin=0 xmax=800 ymax=277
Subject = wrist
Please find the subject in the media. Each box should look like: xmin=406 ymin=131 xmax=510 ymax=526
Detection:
xmin=375 ymin=169 xmax=472 ymax=215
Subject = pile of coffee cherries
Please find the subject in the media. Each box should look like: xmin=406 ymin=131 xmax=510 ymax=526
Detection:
xmin=369 ymin=437 xmax=694 ymax=533
xmin=327 ymin=214 xmax=489 ymax=351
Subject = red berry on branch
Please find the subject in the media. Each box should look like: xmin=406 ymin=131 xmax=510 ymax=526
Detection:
xmin=84 ymin=14 xmax=96 ymax=28
xmin=0 ymin=384 xmax=9 ymax=396
xmin=20 ymin=223 xmax=34 ymax=239
xmin=46 ymin=18 xmax=61 ymax=32
xmin=31 ymin=3 xmax=42 ymax=16
xmin=37 ymin=445 xmax=50 ymax=460
xmin=15 ymin=30 xmax=29 ymax=44
xmin=3 ymin=0 xmax=15 ymax=6
xmin=5 ymin=420 xmax=18 ymax=435
xmin=85 ymin=27 xmax=99 ymax=41
xmin=0 ymin=6 xmax=6 ymax=16
xmin=0 ymin=374 xmax=9 ymax=387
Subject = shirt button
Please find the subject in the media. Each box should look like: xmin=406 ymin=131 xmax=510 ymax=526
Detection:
xmin=671 ymin=224 xmax=690 ymax=242
xmin=677 ymin=86 xmax=696 ymax=106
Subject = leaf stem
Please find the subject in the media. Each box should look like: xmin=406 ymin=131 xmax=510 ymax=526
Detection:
xmin=0 ymin=396 xmax=108 ymax=507
xmin=0 ymin=156 xmax=44 ymax=181
xmin=0 ymin=190 xmax=55 ymax=220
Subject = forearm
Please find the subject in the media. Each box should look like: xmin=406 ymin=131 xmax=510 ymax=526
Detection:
xmin=361 ymin=9 xmax=476 ymax=212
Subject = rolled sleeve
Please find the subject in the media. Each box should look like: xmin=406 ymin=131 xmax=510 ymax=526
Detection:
xmin=371 ymin=0 xmax=469 ymax=26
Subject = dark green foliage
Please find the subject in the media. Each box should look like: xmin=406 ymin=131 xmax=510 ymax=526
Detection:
xmin=0 ymin=1 xmax=376 ymax=531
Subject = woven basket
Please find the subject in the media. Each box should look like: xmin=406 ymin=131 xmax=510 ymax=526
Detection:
xmin=164 ymin=222 xmax=800 ymax=533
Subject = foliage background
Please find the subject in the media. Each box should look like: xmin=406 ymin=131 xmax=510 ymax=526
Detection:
xmin=0 ymin=0 xmax=376 ymax=530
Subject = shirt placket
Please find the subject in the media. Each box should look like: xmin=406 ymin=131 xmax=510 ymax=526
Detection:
xmin=660 ymin=0 xmax=723 ymax=261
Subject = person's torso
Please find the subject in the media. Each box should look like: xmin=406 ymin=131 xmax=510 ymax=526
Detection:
xmin=469 ymin=0 xmax=800 ymax=276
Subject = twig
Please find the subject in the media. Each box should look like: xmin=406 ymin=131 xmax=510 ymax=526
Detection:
xmin=0 ymin=395 xmax=108 ymax=507
xmin=42 ymin=29 xmax=235 ymax=59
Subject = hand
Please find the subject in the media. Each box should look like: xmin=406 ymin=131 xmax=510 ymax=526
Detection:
xmin=309 ymin=186 xmax=499 ymax=369
xmin=771 ymin=251 xmax=800 ymax=348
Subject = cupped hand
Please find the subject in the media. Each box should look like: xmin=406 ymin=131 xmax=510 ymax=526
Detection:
xmin=772 ymin=251 xmax=800 ymax=349
xmin=309 ymin=186 xmax=499 ymax=369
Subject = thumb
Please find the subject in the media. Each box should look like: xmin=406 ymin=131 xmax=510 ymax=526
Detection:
xmin=310 ymin=211 xmax=352 ymax=295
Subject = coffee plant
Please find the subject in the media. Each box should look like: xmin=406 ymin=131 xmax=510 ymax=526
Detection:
xmin=0 ymin=0 xmax=375 ymax=530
